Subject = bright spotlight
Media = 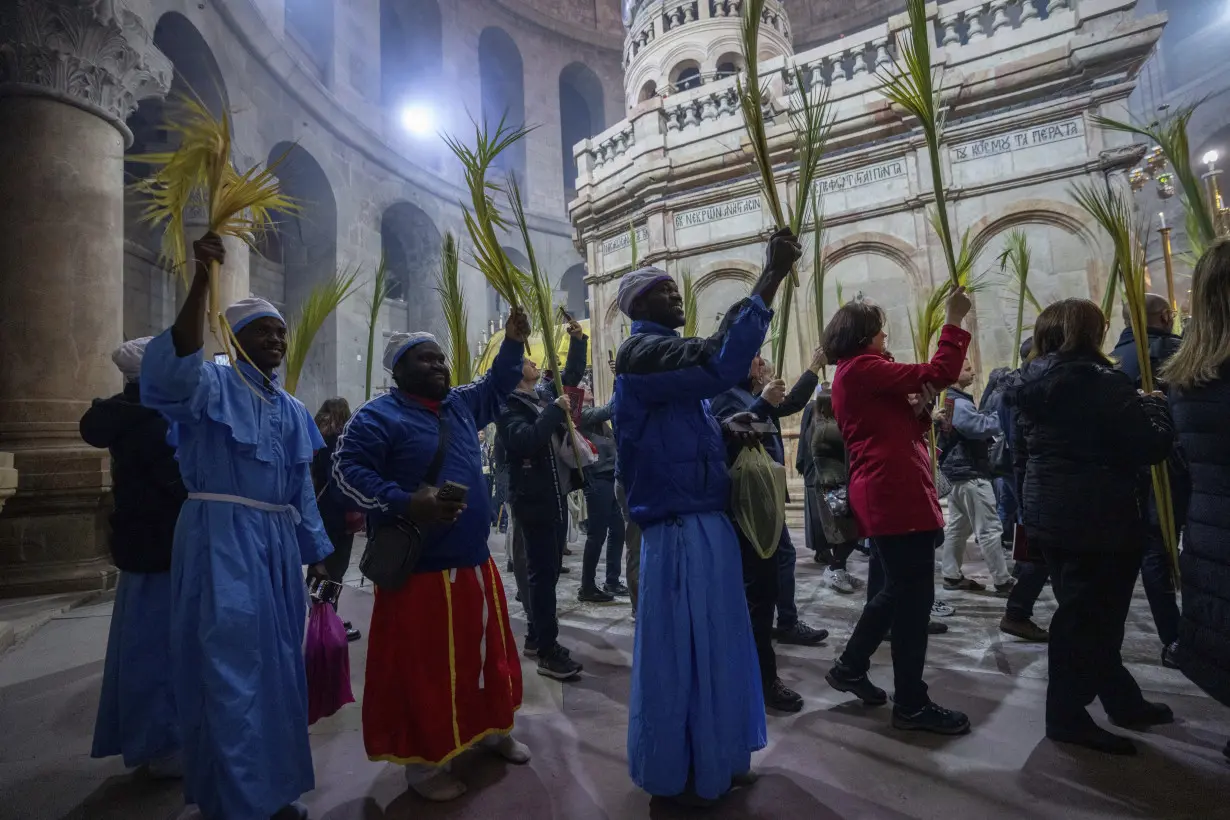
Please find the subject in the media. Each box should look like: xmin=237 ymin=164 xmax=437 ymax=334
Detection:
xmin=1203 ymin=149 xmax=1220 ymax=166
xmin=400 ymin=105 xmax=435 ymax=137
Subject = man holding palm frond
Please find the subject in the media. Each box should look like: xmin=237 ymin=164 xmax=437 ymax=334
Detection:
xmin=613 ymin=228 xmax=801 ymax=804
xmin=140 ymin=234 xmax=333 ymax=820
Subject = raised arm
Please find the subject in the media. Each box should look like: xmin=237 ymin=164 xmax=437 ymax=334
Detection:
xmin=454 ymin=335 xmax=526 ymax=430
xmin=755 ymin=369 xmax=819 ymax=420
xmin=951 ymin=398 xmax=1002 ymax=440
xmin=848 ymin=324 xmax=972 ymax=398
xmin=580 ymin=399 xmax=614 ymax=427
xmin=562 ymin=323 xmax=587 ymax=388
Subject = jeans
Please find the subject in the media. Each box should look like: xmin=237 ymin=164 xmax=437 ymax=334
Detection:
xmin=941 ymin=478 xmax=1011 ymax=585
xmin=1041 ymin=542 xmax=1148 ymax=730
xmin=512 ymin=511 xmax=565 ymax=651
xmin=582 ymin=476 xmax=624 ymax=589
xmin=1140 ymin=526 xmax=1180 ymax=647
xmin=838 ymin=531 xmax=939 ymax=712
xmin=1005 ymin=559 xmax=1049 ymax=621
xmin=995 ymin=477 xmax=1017 ymax=533
xmin=616 ymin=482 xmax=641 ymax=614
xmin=737 ymin=527 xmax=779 ymax=687
xmin=775 ymin=527 xmax=800 ymax=629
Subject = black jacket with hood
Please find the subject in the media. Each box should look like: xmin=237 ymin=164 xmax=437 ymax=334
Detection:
xmin=79 ymin=383 xmax=186 ymax=573
xmin=1001 ymin=351 xmax=1173 ymax=551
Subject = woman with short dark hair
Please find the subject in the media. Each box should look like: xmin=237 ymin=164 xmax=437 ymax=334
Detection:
xmin=822 ymin=287 xmax=973 ymax=735
xmin=1003 ymin=298 xmax=1174 ymax=755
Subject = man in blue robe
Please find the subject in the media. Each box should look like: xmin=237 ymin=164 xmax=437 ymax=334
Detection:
xmin=613 ymin=228 xmax=801 ymax=804
xmin=140 ymin=233 xmax=332 ymax=820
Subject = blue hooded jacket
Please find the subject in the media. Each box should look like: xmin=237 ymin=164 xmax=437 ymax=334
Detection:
xmin=332 ymin=337 xmax=524 ymax=572
xmin=613 ymin=295 xmax=772 ymax=526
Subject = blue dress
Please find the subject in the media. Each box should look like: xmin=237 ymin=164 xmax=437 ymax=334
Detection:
xmin=91 ymin=571 xmax=179 ymax=767
xmin=140 ymin=330 xmax=332 ymax=820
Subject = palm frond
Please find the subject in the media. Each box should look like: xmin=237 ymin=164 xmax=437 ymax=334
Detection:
xmin=997 ymin=230 xmax=1039 ymax=368
xmin=443 ymin=114 xmax=535 ymax=308
xmin=629 ymin=220 xmax=641 ymax=268
xmin=879 ymin=0 xmax=960 ymax=286
xmin=681 ymin=270 xmax=699 ymax=337
xmin=809 ymin=202 xmax=831 ymax=348
xmin=364 ymin=252 xmax=391 ymax=401
xmin=435 ymin=232 xmax=471 ymax=386
xmin=835 ymin=278 xmax=845 ymax=306
xmin=736 ymin=0 xmax=786 ymax=229
xmin=1093 ymin=103 xmax=1216 ymax=249
xmin=284 ymin=265 xmax=362 ymax=395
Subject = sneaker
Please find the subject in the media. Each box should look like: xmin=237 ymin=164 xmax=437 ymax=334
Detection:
xmin=892 ymin=703 xmax=971 ymax=735
xmin=1162 ymin=641 xmax=1180 ymax=669
xmin=931 ymin=600 xmax=956 ymax=618
xmin=603 ymin=581 xmax=630 ymax=597
xmin=993 ymin=578 xmax=1017 ymax=597
xmin=537 ymin=645 xmax=583 ymax=680
xmin=407 ymin=768 xmax=468 ymax=801
xmin=774 ymin=622 xmax=829 ymax=646
xmin=578 ymin=585 xmax=616 ymax=603
xmin=943 ymin=576 xmax=985 ymax=591
xmin=764 ymin=678 xmax=804 ymax=713
xmin=1108 ymin=700 xmax=1174 ymax=729
xmin=824 ymin=567 xmax=855 ymax=594
xmin=1047 ymin=724 xmax=1137 ymax=756
xmin=482 ymin=733 xmax=531 ymax=764
xmin=825 ymin=666 xmax=888 ymax=706
xmin=558 ymin=565 xmax=571 ymax=574
xmin=999 ymin=616 xmax=1049 ymax=642
xmin=343 ymin=621 xmax=362 ymax=642
xmin=521 ymin=636 xmax=539 ymax=658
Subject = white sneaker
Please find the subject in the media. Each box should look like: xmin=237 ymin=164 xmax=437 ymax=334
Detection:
xmin=481 ymin=732 xmax=531 ymax=764
xmin=406 ymin=767 xmax=467 ymax=802
xmin=931 ymin=600 xmax=956 ymax=618
xmin=824 ymin=568 xmax=855 ymax=594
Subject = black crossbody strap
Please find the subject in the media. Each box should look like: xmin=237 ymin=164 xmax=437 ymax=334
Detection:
xmin=424 ymin=416 xmax=450 ymax=485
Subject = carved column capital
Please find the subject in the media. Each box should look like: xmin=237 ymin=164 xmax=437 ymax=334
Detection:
xmin=0 ymin=0 xmax=172 ymax=142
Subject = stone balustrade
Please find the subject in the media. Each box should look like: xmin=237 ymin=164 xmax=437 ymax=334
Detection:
xmin=937 ymin=0 xmax=1071 ymax=48
xmin=661 ymin=79 xmax=741 ymax=133
xmin=592 ymin=122 xmax=637 ymax=168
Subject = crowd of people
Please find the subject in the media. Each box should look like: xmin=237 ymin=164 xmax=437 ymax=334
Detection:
xmin=79 ymin=226 xmax=1230 ymax=817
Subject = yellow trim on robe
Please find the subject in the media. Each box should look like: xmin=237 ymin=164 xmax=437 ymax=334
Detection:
xmin=442 ymin=569 xmax=462 ymax=750
xmin=366 ymin=712 xmax=521 ymax=767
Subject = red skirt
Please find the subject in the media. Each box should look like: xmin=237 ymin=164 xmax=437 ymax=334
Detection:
xmin=362 ymin=557 xmax=523 ymax=765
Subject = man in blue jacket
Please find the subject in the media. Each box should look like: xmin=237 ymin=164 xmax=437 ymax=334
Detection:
xmin=614 ymin=228 xmax=801 ymax=805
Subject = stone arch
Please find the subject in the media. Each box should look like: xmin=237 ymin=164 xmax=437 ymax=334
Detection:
xmin=821 ymin=235 xmax=923 ymax=361
xmin=669 ymin=59 xmax=703 ymax=92
xmin=381 ymin=0 xmax=443 ymax=107
xmin=381 ymin=202 xmax=443 ymax=334
xmin=479 ymin=28 xmax=526 ymax=182
xmin=560 ymin=63 xmax=606 ymax=201
xmin=284 ymin=0 xmax=333 ymax=81
xmin=123 ymin=12 xmax=230 ymax=341
xmin=713 ymin=50 xmax=744 ymax=79
xmin=560 ymin=263 xmax=589 ymax=319
xmin=638 ymin=80 xmax=658 ymax=102
xmin=692 ymin=262 xmax=758 ymax=337
xmin=966 ymin=200 xmax=1098 ymax=259
xmin=822 ymin=232 xmax=925 ymax=288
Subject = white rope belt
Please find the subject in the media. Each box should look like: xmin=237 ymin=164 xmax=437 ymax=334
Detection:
xmin=188 ymin=492 xmax=302 ymax=525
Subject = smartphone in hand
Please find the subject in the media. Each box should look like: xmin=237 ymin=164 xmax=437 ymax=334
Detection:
xmin=437 ymin=481 xmax=469 ymax=504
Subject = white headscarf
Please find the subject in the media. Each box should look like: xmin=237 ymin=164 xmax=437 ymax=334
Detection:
xmin=111 ymin=337 xmax=153 ymax=383
xmin=383 ymin=331 xmax=437 ymax=373
xmin=617 ymin=266 xmax=672 ymax=317
xmin=224 ymin=297 xmax=285 ymax=334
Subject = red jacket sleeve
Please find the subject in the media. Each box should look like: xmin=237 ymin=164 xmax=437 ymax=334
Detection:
xmin=847 ymin=325 xmax=971 ymax=398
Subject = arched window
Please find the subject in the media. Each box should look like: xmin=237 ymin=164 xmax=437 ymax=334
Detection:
xmin=479 ymin=28 xmax=526 ymax=182
xmin=560 ymin=264 xmax=589 ymax=319
xmin=380 ymin=203 xmax=443 ymax=334
xmin=284 ymin=0 xmax=333 ymax=80
xmin=638 ymin=80 xmax=658 ymax=102
xmin=715 ymin=52 xmax=742 ymax=79
xmin=559 ymin=63 xmax=606 ymax=203
xmin=380 ymin=0 xmax=442 ymax=107
xmin=670 ymin=60 xmax=702 ymax=92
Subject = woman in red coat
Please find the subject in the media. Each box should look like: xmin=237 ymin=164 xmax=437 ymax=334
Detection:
xmin=822 ymin=288 xmax=973 ymax=735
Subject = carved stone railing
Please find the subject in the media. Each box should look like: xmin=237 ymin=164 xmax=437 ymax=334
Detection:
xmin=592 ymin=122 xmax=636 ymax=168
xmin=661 ymin=80 xmax=741 ymax=133
xmin=663 ymin=1 xmax=700 ymax=32
xmin=937 ymin=0 xmax=1072 ymax=49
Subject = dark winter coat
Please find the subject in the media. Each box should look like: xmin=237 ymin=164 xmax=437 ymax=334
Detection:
xmin=711 ymin=370 xmax=818 ymax=467
xmin=797 ymin=402 xmax=817 ymax=485
xmin=1001 ymin=352 xmax=1174 ymax=552
xmin=938 ymin=386 xmax=999 ymax=482
xmin=580 ymin=401 xmax=616 ymax=478
xmin=1170 ymin=365 xmax=1230 ymax=707
xmin=1111 ymin=326 xmax=1183 ymax=389
xmin=79 ymin=383 xmax=186 ymax=573
xmin=808 ymin=412 xmax=848 ymax=489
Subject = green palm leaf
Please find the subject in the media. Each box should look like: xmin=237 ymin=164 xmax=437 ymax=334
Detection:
xmin=284 ymin=265 xmax=362 ymax=395
xmin=435 ymin=232 xmax=472 ymax=386
xmin=681 ymin=270 xmax=698 ymax=337
xmin=996 ymin=230 xmax=1040 ymax=368
xmin=364 ymin=252 xmax=391 ymax=401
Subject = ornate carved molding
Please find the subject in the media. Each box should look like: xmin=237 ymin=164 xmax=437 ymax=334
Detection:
xmin=0 ymin=0 xmax=171 ymax=136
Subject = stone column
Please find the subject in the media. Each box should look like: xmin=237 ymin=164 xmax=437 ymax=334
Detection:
xmin=0 ymin=0 xmax=171 ymax=596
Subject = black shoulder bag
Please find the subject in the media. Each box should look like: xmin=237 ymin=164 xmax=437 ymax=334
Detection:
xmin=358 ymin=417 xmax=450 ymax=591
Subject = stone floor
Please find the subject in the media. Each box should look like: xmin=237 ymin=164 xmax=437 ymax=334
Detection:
xmin=0 ymin=530 xmax=1226 ymax=820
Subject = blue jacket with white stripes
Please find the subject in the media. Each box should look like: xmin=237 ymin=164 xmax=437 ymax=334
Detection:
xmin=332 ymin=337 xmax=524 ymax=572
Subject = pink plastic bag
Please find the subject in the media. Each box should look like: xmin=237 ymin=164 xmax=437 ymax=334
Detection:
xmin=305 ymin=601 xmax=355 ymax=725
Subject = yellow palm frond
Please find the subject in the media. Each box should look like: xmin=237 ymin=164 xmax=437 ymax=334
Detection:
xmin=283 ymin=265 xmax=361 ymax=395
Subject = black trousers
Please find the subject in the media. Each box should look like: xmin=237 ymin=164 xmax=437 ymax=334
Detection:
xmin=838 ymin=531 xmax=939 ymax=712
xmin=513 ymin=510 xmax=565 ymax=651
xmin=321 ymin=530 xmax=354 ymax=584
xmin=1041 ymin=543 xmax=1148 ymax=730
xmin=737 ymin=527 xmax=779 ymax=687
xmin=582 ymin=476 xmax=625 ymax=589
xmin=1005 ymin=558 xmax=1050 ymax=621
xmin=1140 ymin=527 xmax=1180 ymax=647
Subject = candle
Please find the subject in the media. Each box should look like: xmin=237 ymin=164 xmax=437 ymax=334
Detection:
xmin=1158 ymin=211 xmax=1166 ymax=230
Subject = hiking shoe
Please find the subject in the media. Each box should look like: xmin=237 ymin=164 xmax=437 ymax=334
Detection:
xmin=825 ymin=667 xmax=888 ymax=706
xmin=1108 ymin=700 xmax=1174 ymax=729
xmin=824 ymin=567 xmax=855 ymax=594
xmin=521 ymin=636 xmax=539 ymax=658
xmin=764 ymin=678 xmax=804 ymax=713
xmin=1047 ymin=724 xmax=1137 ymax=756
xmin=994 ymin=578 xmax=1017 ymax=597
xmin=537 ymin=645 xmax=583 ymax=680
xmin=1162 ymin=641 xmax=1180 ymax=669
xmin=931 ymin=600 xmax=956 ymax=617
xmin=577 ymin=585 xmax=616 ymax=603
xmin=892 ymin=703 xmax=971 ymax=735
xmin=604 ymin=581 xmax=631 ymax=596
xmin=1000 ymin=616 xmax=1049 ymax=643
xmin=943 ymin=576 xmax=985 ymax=591
xmin=774 ymin=622 xmax=829 ymax=646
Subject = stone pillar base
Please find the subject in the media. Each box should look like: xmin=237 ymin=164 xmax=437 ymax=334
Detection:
xmin=0 ymin=448 xmax=115 ymax=599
